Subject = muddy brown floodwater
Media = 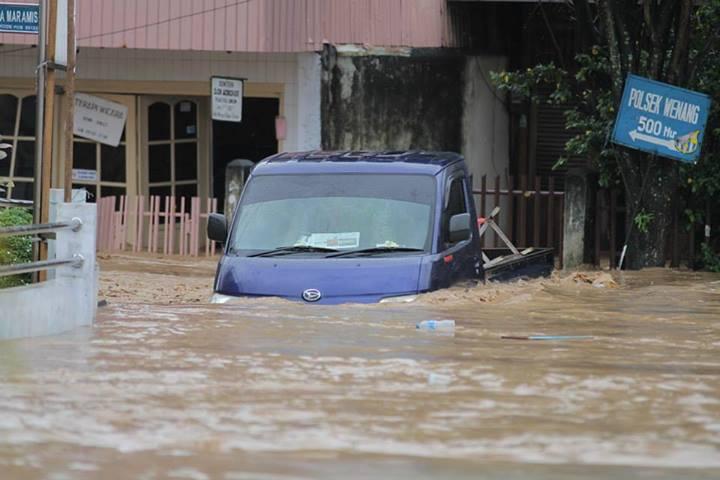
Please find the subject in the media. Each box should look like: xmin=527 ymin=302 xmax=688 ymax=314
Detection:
xmin=1 ymin=254 xmax=719 ymax=479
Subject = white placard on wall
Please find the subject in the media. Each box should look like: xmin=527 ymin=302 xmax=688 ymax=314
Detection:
xmin=211 ymin=76 xmax=244 ymax=123
xmin=74 ymin=93 xmax=128 ymax=147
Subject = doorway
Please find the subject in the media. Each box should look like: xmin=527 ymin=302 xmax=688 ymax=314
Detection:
xmin=212 ymin=97 xmax=279 ymax=212
xmin=139 ymin=96 xmax=209 ymax=207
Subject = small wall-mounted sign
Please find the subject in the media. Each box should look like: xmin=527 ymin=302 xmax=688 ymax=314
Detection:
xmin=74 ymin=93 xmax=128 ymax=147
xmin=211 ymin=76 xmax=244 ymax=123
xmin=72 ymin=169 xmax=98 ymax=182
xmin=0 ymin=2 xmax=39 ymax=34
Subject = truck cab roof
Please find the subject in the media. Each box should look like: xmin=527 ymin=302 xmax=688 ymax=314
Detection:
xmin=252 ymin=151 xmax=464 ymax=176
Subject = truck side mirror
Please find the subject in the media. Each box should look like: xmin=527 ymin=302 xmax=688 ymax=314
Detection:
xmin=449 ymin=213 xmax=471 ymax=243
xmin=207 ymin=213 xmax=228 ymax=242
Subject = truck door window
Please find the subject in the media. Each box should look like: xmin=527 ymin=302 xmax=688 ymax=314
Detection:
xmin=443 ymin=176 xmax=469 ymax=246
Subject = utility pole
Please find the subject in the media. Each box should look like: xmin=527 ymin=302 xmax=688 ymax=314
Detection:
xmin=32 ymin=0 xmax=47 ymax=277
xmin=40 ymin=0 xmax=58 ymax=226
xmin=38 ymin=0 xmax=57 ymax=280
xmin=63 ymin=0 xmax=75 ymax=202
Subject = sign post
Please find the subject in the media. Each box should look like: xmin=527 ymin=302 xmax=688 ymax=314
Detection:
xmin=612 ymin=75 xmax=712 ymax=269
xmin=612 ymin=74 xmax=711 ymax=163
xmin=211 ymin=76 xmax=244 ymax=123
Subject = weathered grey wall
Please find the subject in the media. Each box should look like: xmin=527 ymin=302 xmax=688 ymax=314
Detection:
xmin=563 ymin=169 xmax=597 ymax=268
xmin=321 ymin=47 xmax=465 ymax=151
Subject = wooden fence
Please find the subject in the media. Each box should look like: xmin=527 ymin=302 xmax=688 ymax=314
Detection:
xmin=96 ymin=195 xmax=219 ymax=256
xmin=473 ymin=175 xmax=566 ymax=267
xmin=591 ymin=187 xmax=697 ymax=269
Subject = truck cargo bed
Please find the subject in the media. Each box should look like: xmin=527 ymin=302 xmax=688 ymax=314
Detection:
xmin=482 ymin=248 xmax=554 ymax=283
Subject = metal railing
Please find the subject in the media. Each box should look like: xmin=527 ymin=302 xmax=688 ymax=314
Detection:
xmin=0 ymin=198 xmax=34 ymax=209
xmin=0 ymin=217 xmax=85 ymax=278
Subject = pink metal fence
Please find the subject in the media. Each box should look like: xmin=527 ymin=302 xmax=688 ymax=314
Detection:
xmin=96 ymin=195 xmax=219 ymax=256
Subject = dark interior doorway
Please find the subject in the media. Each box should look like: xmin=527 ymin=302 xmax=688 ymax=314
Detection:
xmin=212 ymin=97 xmax=280 ymax=212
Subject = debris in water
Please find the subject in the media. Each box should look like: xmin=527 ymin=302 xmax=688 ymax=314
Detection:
xmin=565 ymin=272 xmax=618 ymax=288
xmin=427 ymin=373 xmax=453 ymax=385
xmin=501 ymin=335 xmax=594 ymax=341
xmin=416 ymin=320 xmax=456 ymax=331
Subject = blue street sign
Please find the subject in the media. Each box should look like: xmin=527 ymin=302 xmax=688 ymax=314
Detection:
xmin=0 ymin=2 xmax=39 ymax=34
xmin=612 ymin=74 xmax=711 ymax=163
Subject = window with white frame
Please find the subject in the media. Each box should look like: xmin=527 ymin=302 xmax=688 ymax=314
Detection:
xmin=0 ymin=93 xmax=36 ymax=200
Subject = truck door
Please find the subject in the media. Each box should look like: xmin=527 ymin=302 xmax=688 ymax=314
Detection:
xmin=437 ymin=173 xmax=479 ymax=286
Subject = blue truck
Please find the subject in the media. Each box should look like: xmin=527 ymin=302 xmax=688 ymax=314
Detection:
xmin=208 ymin=151 xmax=553 ymax=304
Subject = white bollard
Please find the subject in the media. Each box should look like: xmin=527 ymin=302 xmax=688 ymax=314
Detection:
xmin=56 ymin=202 xmax=97 ymax=333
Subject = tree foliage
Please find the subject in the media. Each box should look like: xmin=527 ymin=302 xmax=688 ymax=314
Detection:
xmin=491 ymin=0 xmax=720 ymax=269
xmin=0 ymin=208 xmax=33 ymax=288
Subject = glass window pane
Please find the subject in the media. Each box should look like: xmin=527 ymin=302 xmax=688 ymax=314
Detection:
xmin=174 ymin=101 xmax=197 ymax=139
xmin=149 ymin=144 xmax=171 ymax=182
xmin=0 ymin=146 xmax=10 ymax=176
xmin=149 ymin=185 xmax=171 ymax=198
xmin=100 ymin=186 xmax=127 ymax=208
xmin=14 ymin=141 xmax=34 ymax=178
xmin=73 ymin=142 xmax=97 ymax=171
xmin=101 ymin=144 xmax=126 ymax=182
xmin=10 ymin=181 xmax=33 ymax=200
xmin=149 ymin=186 xmax=172 ymax=224
xmin=0 ymin=94 xmax=18 ymax=136
xmin=174 ymin=143 xmax=197 ymax=181
xmin=175 ymin=183 xmax=197 ymax=211
xmin=148 ymin=102 xmax=170 ymax=141
xmin=73 ymin=184 xmax=96 ymax=202
xmin=18 ymin=96 xmax=36 ymax=137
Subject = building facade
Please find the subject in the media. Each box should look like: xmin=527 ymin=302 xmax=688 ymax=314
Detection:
xmin=0 ymin=0 xmax=515 ymax=211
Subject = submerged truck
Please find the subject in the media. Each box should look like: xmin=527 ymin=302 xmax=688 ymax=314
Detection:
xmin=208 ymin=151 xmax=553 ymax=304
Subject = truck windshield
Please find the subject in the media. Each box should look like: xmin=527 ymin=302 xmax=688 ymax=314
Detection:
xmin=228 ymin=174 xmax=435 ymax=256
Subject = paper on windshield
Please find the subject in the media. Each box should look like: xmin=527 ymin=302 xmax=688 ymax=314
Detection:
xmin=303 ymin=232 xmax=360 ymax=250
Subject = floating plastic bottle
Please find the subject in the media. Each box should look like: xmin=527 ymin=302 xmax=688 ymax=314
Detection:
xmin=416 ymin=319 xmax=455 ymax=331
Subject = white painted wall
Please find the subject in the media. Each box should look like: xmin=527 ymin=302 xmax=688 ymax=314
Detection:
xmin=295 ymin=53 xmax=322 ymax=151
xmin=462 ymin=56 xmax=511 ymax=237
xmin=0 ymin=47 xmax=322 ymax=152
xmin=462 ymin=56 xmax=510 ymax=181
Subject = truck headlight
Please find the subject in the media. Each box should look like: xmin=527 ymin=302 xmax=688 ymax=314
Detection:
xmin=379 ymin=294 xmax=418 ymax=304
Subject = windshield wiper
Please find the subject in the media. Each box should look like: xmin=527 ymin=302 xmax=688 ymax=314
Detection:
xmin=326 ymin=247 xmax=424 ymax=258
xmin=247 ymin=245 xmax=339 ymax=258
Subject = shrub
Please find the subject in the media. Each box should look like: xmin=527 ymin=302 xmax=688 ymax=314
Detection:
xmin=0 ymin=207 xmax=33 ymax=288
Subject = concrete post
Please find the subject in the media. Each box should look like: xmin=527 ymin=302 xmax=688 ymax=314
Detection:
xmin=562 ymin=168 xmax=597 ymax=269
xmin=55 ymin=202 xmax=97 ymax=332
xmin=48 ymin=188 xmax=86 ymax=279
xmin=225 ymin=159 xmax=254 ymax=222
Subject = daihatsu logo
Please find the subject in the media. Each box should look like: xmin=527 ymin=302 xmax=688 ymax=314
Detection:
xmin=302 ymin=289 xmax=322 ymax=302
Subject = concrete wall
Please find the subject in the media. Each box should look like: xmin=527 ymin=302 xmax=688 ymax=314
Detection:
xmin=295 ymin=53 xmax=323 ymax=151
xmin=321 ymin=47 xmax=465 ymax=151
xmin=462 ymin=56 xmax=511 ymax=235
xmin=0 ymin=203 xmax=97 ymax=339
xmin=462 ymin=56 xmax=510 ymax=182
xmin=321 ymin=48 xmax=509 ymax=166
